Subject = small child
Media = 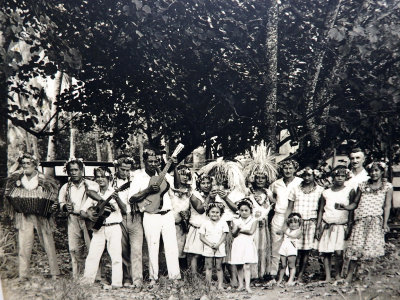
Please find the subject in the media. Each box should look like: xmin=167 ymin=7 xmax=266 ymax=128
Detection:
xmin=199 ymin=202 xmax=229 ymax=290
xmin=230 ymin=199 xmax=258 ymax=293
xmin=277 ymin=213 xmax=302 ymax=286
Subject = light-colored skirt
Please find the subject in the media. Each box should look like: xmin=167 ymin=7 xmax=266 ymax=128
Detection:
xmin=318 ymin=222 xmax=346 ymax=253
xmin=183 ymin=224 xmax=204 ymax=255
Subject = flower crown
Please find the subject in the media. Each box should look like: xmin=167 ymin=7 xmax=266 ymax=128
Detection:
xmin=18 ymin=152 xmax=39 ymax=165
xmin=297 ymin=168 xmax=321 ymax=177
xmin=206 ymin=202 xmax=225 ymax=215
xmin=195 ymin=173 xmax=212 ymax=190
xmin=113 ymin=156 xmax=135 ymax=166
xmin=63 ymin=157 xmax=84 ymax=172
xmin=366 ymin=161 xmax=387 ymax=171
xmin=237 ymin=198 xmax=253 ymax=209
xmin=278 ymin=159 xmax=299 ymax=172
xmin=331 ymin=168 xmax=352 ymax=177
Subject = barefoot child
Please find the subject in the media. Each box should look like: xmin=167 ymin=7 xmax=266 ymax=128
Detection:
xmin=277 ymin=213 xmax=302 ymax=286
xmin=316 ymin=166 xmax=355 ymax=282
xmin=199 ymin=203 xmax=229 ymax=290
xmin=230 ymin=199 xmax=258 ymax=293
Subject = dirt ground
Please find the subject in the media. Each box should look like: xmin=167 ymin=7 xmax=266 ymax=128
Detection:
xmin=1 ymin=217 xmax=400 ymax=300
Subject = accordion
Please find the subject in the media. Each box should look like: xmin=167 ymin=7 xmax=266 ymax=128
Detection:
xmin=7 ymin=186 xmax=55 ymax=217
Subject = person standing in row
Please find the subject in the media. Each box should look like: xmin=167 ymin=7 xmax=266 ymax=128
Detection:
xmin=316 ymin=166 xmax=355 ymax=282
xmin=286 ymin=167 xmax=324 ymax=283
xmin=81 ymin=167 xmax=126 ymax=289
xmin=184 ymin=174 xmax=213 ymax=275
xmin=339 ymin=162 xmax=393 ymax=283
xmin=129 ymin=148 xmax=181 ymax=289
xmin=269 ymin=160 xmax=302 ymax=281
xmin=112 ymin=155 xmax=143 ymax=290
xmin=4 ymin=153 xmax=60 ymax=281
xmin=58 ymin=158 xmax=103 ymax=279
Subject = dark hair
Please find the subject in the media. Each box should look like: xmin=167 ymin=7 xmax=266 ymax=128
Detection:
xmin=177 ymin=165 xmax=192 ymax=181
xmin=287 ymin=212 xmax=302 ymax=225
xmin=115 ymin=154 xmax=134 ymax=167
xmin=206 ymin=202 xmax=225 ymax=216
xmin=94 ymin=166 xmax=113 ymax=181
xmin=195 ymin=173 xmax=212 ymax=191
xmin=331 ymin=165 xmax=351 ymax=180
xmin=237 ymin=198 xmax=253 ymax=213
xmin=143 ymin=147 xmax=160 ymax=161
xmin=66 ymin=160 xmax=84 ymax=172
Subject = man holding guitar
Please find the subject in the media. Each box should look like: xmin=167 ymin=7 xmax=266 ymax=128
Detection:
xmin=129 ymin=146 xmax=183 ymax=288
xmin=81 ymin=166 xmax=126 ymax=288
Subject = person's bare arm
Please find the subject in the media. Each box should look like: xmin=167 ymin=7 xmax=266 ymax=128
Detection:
xmin=383 ymin=186 xmax=393 ymax=232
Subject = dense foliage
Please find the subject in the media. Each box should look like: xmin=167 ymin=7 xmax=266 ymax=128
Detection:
xmin=2 ymin=0 xmax=400 ymax=163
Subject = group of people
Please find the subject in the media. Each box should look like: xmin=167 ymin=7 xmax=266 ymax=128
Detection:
xmin=4 ymin=145 xmax=393 ymax=293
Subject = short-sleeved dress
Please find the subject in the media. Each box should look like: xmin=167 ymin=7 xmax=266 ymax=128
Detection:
xmin=319 ymin=186 xmax=352 ymax=253
xmin=230 ymin=216 xmax=258 ymax=265
xmin=346 ymin=181 xmax=392 ymax=260
xmin=249 ymin=191 xmax=272 ymax=278
xmin=288 ymin=184 xmax=324 ymax=250
xmin=199 ymin=218 xmax=229 ymax=257
xmin=184 ymin=190 xmax=208 ymax=255
xmin=170 ymin=187 xmax=191 ymax=258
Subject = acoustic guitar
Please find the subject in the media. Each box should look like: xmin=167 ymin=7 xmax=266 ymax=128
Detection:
xmin=138 ymin=143 xmax=184 ymax=213
xmin=86 ymin=181 xmax=130 ymax=231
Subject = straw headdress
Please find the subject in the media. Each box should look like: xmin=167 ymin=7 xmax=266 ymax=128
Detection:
xmin=244 ymin=141 xmax=278 ymax=184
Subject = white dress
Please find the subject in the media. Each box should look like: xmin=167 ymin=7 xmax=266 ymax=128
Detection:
xmin=184 ymin=190 xmax=208 ymax=255
xmin=318 ymin=186 xmax=352 ymax=253
xmin=230 ymin=216 xmax=258 ymax=264
xmin=199 ymin=219 xmax=229 ymax=257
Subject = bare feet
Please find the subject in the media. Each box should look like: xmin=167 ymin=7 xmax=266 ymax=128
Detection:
xmin=217 ymin=285 xmax=224 ymax=290
xmin=245 ymin=286 xmax=252 ymax=293
xmin=287 ymin=281 xmax=296 ymax=287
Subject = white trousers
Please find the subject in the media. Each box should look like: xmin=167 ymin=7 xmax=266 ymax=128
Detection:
xmin=270 ymin=212 xmax=286 ymax=275
xmin=143 ymin=211 xmax=181 ymax=280
xmin=83 ymin=224 xmax=123 ymax=287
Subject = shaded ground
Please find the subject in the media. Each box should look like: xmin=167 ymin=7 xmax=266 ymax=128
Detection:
xmin=1 ymin=215 xmax=400 ymax=300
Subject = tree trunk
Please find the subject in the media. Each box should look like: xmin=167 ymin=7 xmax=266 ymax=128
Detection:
xmin=304 ymin=0 xmax=343 ymax=147
xmin=0 ymin=72 xmax=8 ymax=207
xmin=105 ymin=140 xmax=113 ymax=161
xmin=70 ymin=120 xmax=77 ymax=159
xmin=95 ymin=132 xmax=102 ymax=162
xmin=138 ymin=132 xmax=144 ymax=169
xmin=264 ymin=0 xmax=279 ymax=150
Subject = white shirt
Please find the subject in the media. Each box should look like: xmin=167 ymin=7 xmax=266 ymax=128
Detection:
xmin=21 ymin=173 xmax=39 ymax=190
xmin=345 ymin=169 xmax=369 ymax=191
xmin=81 ymin=185 xmax=122 ymax=224
xmin=112 ymin=177 xmax=132 ymax=213
xmin=59 ymin=179 xmax=99 ymax=214
xmin=269 ymin=177 xmax=303 ymax=214
xmin=128 ymin=168 xmax=173 ymax=211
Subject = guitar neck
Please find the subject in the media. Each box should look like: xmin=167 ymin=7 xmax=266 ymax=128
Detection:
xmin=156 ymin=160 xmax=173 ymax=185
xmin=97 ymin=182 xmax=129 ymax=210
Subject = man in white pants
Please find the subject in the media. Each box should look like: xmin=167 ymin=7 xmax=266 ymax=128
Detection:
xmin=81 ymin=167 xmax=126 ymax=289
xmin=269 ymin=159 xmax=302 ymax=281
xmin=129 ymin=148 xmax=181 ymax=289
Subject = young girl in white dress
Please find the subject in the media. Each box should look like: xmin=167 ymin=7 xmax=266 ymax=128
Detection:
xmin=230 ymin=199 xmax=258 ymax=293
xmin=316 ymin=166 xmax=355 ymax=282
xmin=199 ymin=203 xmax=229 ymax=290
xmin=277 ymin=213 xmax=302 ymax=286
xmin=183 ymin=174 xmax=212 ymax=274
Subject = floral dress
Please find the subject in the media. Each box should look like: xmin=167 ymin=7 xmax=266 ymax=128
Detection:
xmin=346 ymin=181 xmax=392 ymax=260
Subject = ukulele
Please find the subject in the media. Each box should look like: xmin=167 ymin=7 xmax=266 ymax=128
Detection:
xmin=138 ymin=143 xmax=184 ymax=213
xmin=86 ymin=181 xmax=130 ymax=231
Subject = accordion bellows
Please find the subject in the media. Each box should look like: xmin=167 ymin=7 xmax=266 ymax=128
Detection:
xmin=5 ymin=172 xmax=59 ymax=218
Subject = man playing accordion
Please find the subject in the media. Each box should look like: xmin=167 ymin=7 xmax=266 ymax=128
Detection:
xmin=4 ymin=153 xmax=60 ymax=281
